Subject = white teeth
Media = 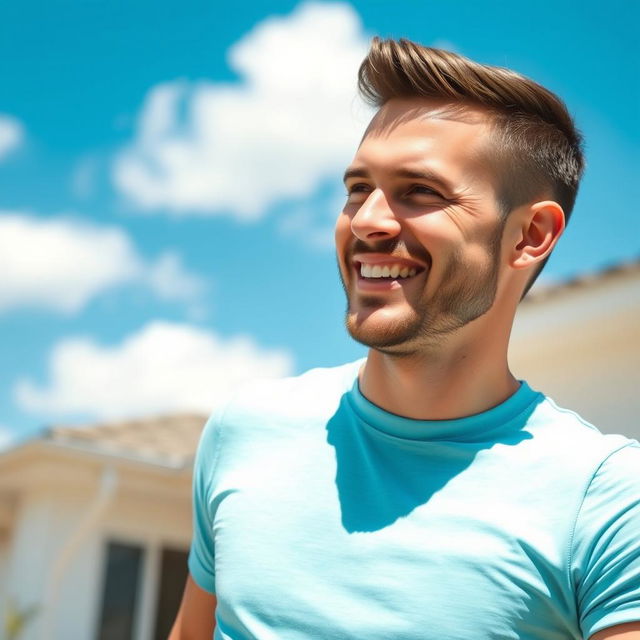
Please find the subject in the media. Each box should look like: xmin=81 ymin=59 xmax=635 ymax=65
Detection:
xmin=359 ymin=263 xmax=420 ymax=279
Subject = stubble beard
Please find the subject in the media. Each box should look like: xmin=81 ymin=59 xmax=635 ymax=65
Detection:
xmin=340 ymin=231 xmax=503 ymax=356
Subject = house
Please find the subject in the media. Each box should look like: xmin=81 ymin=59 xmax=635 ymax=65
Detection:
xmin=1 ymin=260 xmax=638 ymax=640
xmin=0 ymin=415 xmax=206 ymax=640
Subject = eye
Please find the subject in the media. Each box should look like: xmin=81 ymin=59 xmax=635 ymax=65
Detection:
xmin=345 ymin=183 xmax=370 ymax=195
xmin=344 ymin=183 xmax=372 ymax=203
xmin=406 ymin=184 xmax=444 ymax=198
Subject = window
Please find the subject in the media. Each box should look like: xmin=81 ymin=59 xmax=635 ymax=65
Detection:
xmin=153 ymin=547 xmax=189 ymax=640
xmin=96 ymin=541 xmax=144 ymax=640
xmin=95 ymin=540 xmax=189 ymax=640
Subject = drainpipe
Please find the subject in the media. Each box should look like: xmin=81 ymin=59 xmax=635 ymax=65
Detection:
xmin=40 ymin=465 xmax=118 ymax=640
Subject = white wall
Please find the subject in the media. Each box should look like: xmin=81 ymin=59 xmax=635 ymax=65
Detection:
xmin=7 ymin=487 xmax=62 ymax=640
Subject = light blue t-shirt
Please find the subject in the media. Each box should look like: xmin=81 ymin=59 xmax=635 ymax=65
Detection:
xmin=189 ymin=361 xmax=640 ymax=639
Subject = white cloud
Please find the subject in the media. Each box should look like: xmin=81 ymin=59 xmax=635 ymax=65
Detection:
xmin=15 ymin=321 xmax=294 ymax=420
xmin=113 ymin=2 xmax=372 ymax=220
xmin=0 ymin=115 xmax=24 ymax=161
xmin=0 ymin=212 xmax=205 ymax=314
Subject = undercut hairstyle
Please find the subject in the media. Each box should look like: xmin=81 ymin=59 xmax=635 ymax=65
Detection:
xmin=358 ymin=37 xmax=585 ymax=294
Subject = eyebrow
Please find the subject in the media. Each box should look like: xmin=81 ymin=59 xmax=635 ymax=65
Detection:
xmin=342 ymin=166 xmax=454 ymax=193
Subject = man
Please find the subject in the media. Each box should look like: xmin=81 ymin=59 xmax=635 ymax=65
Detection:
xmin=170 ymin=38 xmax=640 ymax=639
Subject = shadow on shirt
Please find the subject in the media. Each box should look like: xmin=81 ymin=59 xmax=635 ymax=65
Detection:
xmin=325 ymin=392 xmax=537 ymax=533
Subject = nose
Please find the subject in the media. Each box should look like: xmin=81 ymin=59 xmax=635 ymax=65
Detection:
xmin=350 ymin=189 xmax=401 ymax=241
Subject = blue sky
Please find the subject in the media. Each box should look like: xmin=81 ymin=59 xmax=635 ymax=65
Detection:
xmin=1 ymin=0 xmax=638 ymax=444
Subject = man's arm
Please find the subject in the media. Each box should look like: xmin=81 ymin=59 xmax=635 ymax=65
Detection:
xmin=589 ymin=622 xmax=640 ymax=639
xmin=168 ymin=573 xmax=217 ymax=640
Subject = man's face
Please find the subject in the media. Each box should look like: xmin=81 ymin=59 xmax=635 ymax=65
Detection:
xmin=335 ymin=98 xmax=507 ymax=354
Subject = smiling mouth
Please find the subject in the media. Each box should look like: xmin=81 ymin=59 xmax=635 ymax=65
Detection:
xmin=358 ymin=262 xmax=418 ymax=279
xmin=354 ymin=261 xmax=426 ymax=282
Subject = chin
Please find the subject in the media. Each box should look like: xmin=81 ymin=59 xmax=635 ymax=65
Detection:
xmin=345 ymin=307 xmax=424 ymax=351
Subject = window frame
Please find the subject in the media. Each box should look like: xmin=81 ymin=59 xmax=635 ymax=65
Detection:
xmin=94 ymin=533 xmax=190 ymax=640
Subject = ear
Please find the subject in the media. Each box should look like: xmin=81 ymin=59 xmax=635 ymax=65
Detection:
xmin=510 ymin=200 xmax=565 ymax=270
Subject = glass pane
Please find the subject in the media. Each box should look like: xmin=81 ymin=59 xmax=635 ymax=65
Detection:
xmin=96 ymin=541 xmax=144 ymax=640
xmin=153 ymin=547 xmax=189 ymax=640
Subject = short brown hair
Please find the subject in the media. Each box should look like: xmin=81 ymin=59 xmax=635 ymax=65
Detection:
xmin=358 ymin=37 xmax=585 ymax=293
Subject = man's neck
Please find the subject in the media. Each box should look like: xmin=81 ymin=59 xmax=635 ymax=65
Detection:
xmin=359 ymin=333 xmax=519 ymax=421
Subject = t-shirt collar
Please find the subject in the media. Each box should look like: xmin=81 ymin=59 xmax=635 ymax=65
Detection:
xmin=347 ymin=377 xmax=541 ymax=442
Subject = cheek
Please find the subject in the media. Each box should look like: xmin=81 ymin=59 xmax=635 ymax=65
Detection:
xmin=463 ymin=244 xmax=497 ymax=269
xmin=408 ymin=216 xmax=454 ymax=254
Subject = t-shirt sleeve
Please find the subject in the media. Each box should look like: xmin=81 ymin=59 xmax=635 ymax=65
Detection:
xmin=188 ymin=411 xmax=224 ymax=594
xmin=571 ymin=442 xmax=640 ymax=638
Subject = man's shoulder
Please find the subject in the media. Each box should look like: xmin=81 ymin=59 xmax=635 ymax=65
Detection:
xmin=218 ymin=359 xmax=364 ymax=425
xmin=527 ymin=387 xmax=638 ymax=465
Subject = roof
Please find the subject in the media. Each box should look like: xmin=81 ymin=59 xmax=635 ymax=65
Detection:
xmin=43 ymin=413 xmax=208 ymax=468
xmin=523 ymin=257 xmax=640 ymax=304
